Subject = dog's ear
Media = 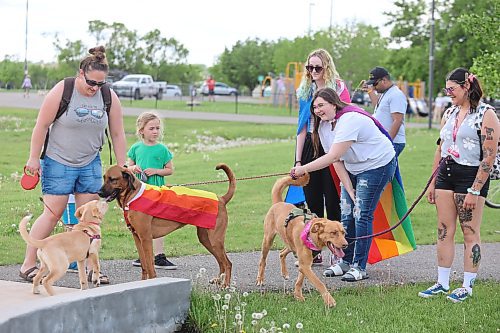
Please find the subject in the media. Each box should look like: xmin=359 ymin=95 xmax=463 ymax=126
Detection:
xmin=74 ymin=206 xmax=84 ymax=220
xmin=310 ymin=221 xmax=324 ymax=233
xmin=122 ymin=171 xmax=136 ymax=191
xmin=92 ymin=206 xmax=103 ymax=219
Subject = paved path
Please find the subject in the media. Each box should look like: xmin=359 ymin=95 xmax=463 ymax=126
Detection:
xmin=0 ymin=91 xmax=433 ymax=127
xmin=1 ymin=243 xmax=498 ymax=296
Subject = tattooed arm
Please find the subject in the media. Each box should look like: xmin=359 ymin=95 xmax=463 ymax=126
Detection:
xmin=464 ymin=108 xmax=500 ymax=209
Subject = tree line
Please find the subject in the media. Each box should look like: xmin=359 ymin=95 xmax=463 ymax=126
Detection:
xmin=0 ymin=0 xmax=496 ymax=98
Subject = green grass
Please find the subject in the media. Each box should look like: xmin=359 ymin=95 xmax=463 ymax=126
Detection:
xmin=188 ymin=280 xmax=500 ymax=333
xmin=0 ymin=107 xmax=498 ymax=265
xmin=119 ymin=97 xmax=299 ymax=117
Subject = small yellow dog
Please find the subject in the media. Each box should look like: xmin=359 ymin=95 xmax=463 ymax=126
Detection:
xmin=19 ymin=200 xmax=108 ymax=295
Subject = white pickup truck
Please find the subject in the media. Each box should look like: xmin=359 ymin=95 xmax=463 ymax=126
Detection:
xmin=112 ymin=74 xmax=167 ymax=100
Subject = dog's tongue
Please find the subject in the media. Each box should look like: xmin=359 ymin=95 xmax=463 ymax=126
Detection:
xmin=334 ymin=247 xmax=345 ymax=258
xmin=327 ymin=242 xmax=345 ymax=258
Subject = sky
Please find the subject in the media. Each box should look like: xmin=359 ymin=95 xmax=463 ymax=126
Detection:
xmin=0 ymin=0 xmax=397 ymax=67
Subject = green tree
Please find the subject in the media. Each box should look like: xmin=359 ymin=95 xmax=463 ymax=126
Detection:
xmin=214 ymin=39 xmax=275 ymax=92
xmin=458 ymin=0 xmax=499 ymax=97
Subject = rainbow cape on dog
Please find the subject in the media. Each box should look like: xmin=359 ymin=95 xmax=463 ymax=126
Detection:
xmin=126 ymin=183 xmax=219 ymax=229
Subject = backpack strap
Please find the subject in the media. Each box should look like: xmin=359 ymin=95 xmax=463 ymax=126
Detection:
xmin=40 ymin=78 xmax=75 ymax=159
xmin=40 ymin=78 xmax=114 ymax=165
xmin=101 ymin=83 xmax=113 ymax=165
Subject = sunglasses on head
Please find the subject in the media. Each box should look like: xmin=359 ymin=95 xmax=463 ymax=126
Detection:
xmin=306 ymin=65 xmax=324 ymax=73
xmin=83 ymin=73 xmax=106 ymax=87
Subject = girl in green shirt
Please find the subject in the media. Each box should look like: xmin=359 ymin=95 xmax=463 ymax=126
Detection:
xmin=127 ymin=112 xmax=176 ymax=270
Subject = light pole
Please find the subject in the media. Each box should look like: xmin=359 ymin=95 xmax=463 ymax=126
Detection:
xmin=24 ymin=0 xmax=29 ymax=75
xmin=427 ymin=0 xmax=435 ymax=129
xmin=329 ymin=0 xmax=333 ymax=31
xmin=308 ymin=2 xmax=315 ymax=36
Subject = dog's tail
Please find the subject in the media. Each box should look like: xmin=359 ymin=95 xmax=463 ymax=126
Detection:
xmin=19 ymin=215 xmax=46 ymax=248
xmin=272 ymin=173 xmax=310 ymax=204
xmin=216 ymin=163 xmax=236 ymax=205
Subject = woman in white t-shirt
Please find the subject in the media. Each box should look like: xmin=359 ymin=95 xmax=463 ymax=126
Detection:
xmin=291 ymin=87 xmax=396 ymax=281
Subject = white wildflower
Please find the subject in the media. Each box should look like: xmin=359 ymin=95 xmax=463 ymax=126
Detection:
xmin=296 ymin=323 xmax=303 ymax=329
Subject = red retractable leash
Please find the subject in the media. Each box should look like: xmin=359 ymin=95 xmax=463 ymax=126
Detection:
xmin=20 ymin=166 xmax=40 ymax=190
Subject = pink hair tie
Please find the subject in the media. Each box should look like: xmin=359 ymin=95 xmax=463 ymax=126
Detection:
xmin=468 ymin=73 xmax=476 ymax=82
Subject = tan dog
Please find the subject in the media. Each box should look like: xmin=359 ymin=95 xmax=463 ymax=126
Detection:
xmin=19 ymin=199 xmax=108 ymax=296
xmin=256 ymin=174 xmax=348 ymax=307
xmin=98 ymin=163 xmax=236 ymax=286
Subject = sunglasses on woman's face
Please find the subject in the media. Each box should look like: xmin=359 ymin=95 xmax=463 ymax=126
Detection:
xmin=84 ymin=73 xmax=106 ymax=87
xmin=306 ymin=65 xmax=324 ymax=73
xmin=442 ymin=85 xmax=461 ymax=95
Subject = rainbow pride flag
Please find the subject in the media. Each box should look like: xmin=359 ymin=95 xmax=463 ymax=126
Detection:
xmin=367 ymin=168 xmax=416 ymax=264
xmin=127 ymin=183 xmax=219 ymax=229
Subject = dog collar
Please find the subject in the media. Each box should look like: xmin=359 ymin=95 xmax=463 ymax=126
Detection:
xmin=300 ymin=220 xmax=321 ymax=251
xmin=124 ymin=182 xmax=146 ymax=211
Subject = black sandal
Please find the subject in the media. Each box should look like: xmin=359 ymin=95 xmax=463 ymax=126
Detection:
xmin=19 ymin=266 xmax=38 ymax=282
xmin=87 ymin=270 xmax=110 ymax=285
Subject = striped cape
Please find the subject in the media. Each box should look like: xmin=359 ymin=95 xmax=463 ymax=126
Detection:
xmin=126 ymin=183 xmax=219 ymax=229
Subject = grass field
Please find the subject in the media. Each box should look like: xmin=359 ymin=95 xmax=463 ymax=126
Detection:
xmin=1 ymin=107 xmax=498 ymax=332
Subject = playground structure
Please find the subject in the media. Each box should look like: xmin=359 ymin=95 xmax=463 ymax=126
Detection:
xmin=396 ymin=78 xmax=429 ymax=117
xmin=257 ymin=62 xmax=304 ymax=110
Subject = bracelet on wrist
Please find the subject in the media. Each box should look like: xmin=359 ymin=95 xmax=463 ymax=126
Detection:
xmin=467 ymin=187 xmax=480 ymax=196
xmin=294 ymin=160 xmax=301 ymax=165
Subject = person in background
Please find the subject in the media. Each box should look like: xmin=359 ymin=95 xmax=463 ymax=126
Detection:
xmin=295 ymin=48 xmax=351 ymax=269
xmin=291 ymin=87 xmax=396 ymax=281
xmin=128 ymin=111 xmax=177 ymax=270
xmin=20 ymin=46 xmax=127 ymax=284
xmin=22 ymin=74 xmax=32 ymax=98
xmin=206 ymin=75 xmax=216 ymax=102
xmin=363 ymin=67 xmax=407 ymax=157
xmin=420 ymin=68 xmax=499 ymax=302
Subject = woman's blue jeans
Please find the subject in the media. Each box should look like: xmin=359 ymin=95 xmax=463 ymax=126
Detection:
xmin=340 ymin=158 xmax=397 ymax=270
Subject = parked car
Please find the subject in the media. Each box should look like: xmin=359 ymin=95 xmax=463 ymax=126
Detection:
xmin=351 ymin=91 xmax=370 ymax=106
xmin=165 ymin=84 xmax=182 ymax=97
xmin=112 ymin=74 xmax=166 ymax=100
xmin=199 ymin=82 xmax=238 ymax=96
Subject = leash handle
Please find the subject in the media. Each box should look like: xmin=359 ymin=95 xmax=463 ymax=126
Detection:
xmin=346 ymin=158 xmax=445 ymax=241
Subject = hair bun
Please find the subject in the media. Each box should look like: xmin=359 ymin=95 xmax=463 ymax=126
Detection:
xmin=88 ymin=46 xmax=106 ymax=61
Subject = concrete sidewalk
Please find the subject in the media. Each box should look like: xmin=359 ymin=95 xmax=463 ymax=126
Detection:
xmin=1 ymin=243 xmax=499 ymax=297
xmin=0 ymin=91 xmax=432 ymax=127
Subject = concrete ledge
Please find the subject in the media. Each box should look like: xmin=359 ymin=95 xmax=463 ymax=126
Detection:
xmin=0 ymin=277 xmax=191 ymax=333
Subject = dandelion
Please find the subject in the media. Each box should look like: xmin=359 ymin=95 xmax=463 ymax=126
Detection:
xmin=199 ymin=267 xmax=206 ymax=274
xmin=255 ymin=313 xmax=263 ymax=320
xmin=224 ymin=293 xmax=231 ymax=301
xmin=242 ymin=292 xmax=249 ymax=297
xmin=296 ymin=323 xmax=303 ymax=330
xmin=283 ymin=323 xmax=290 ymax=329
xmin=262 ymin=309 xmax=267 ymax=316
xmin=260 ymin=328 xmax=267 ymax=333
xmin=252 ymin=320 xmax=258 ymax=326
xmin=222 ymin=304 xmax=229 ymax=310
xmin=213 ymin=294 xmax=221 ymax=301
xmin=235 ymin=313 xmax=242 ymax=320
xmin=235 ymin=306 xmax=241 ymax=311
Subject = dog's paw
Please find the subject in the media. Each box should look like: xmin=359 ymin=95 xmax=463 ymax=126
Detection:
xmin=323 ymin=293 xmax=336 ymax=308
xmin=32 ymin=286 xmax=40 ymax=294
xmin=256 ymin=278 xmax=264 ymax=286
xmin=80 ymin=281 xmax=89 ymax=290
xmin=294 ymin=292 xmax=305 ymax=302
xmin=281 ymin=274 xmax=290 ymax=280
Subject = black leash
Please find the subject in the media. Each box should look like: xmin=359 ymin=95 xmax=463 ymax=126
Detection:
xmin=346 ymin=158 xmax=446 ymax=241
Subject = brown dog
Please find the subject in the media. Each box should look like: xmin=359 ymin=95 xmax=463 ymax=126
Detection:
xmin=256 ymin=174 xmax=348 ymax=307
xmin=19 ymin=200 xmax=108 ymax=295
xmin=98 ymin=163 xmax=236 ymax=286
